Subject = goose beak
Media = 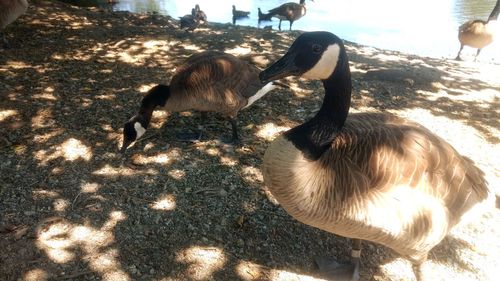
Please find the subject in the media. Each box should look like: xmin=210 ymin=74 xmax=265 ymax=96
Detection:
xmin=260 ymin=52 xmax=301 ymax=84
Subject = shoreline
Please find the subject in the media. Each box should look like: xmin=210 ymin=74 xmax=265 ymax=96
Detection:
xmin=1 ymin=1 xmax=499 ymax=281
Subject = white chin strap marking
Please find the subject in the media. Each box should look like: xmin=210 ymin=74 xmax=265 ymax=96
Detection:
xmin=134 ymin=122 xmax=146 ymax=139
xmin=302 ymin=44 xmax=340 ymax=80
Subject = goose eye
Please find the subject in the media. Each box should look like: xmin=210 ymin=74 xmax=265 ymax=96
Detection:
xmin=312 ymin=44 xmax=323 ymax=54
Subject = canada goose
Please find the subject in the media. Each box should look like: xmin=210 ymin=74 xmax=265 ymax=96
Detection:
xmin=192 ymin=4 xmax=207 ymax=23
xmin=179 ymin=4 xmax=206 ymax=31
xmin=0 ymin=0 xmax=28 ymax=48
xmin=232 ymin=5 xmax=250 ymax=19
xmin=121 ymin=51 xmax=284 ymax=152
xmin=267 ymin=0 xmax=311 ymax=31
xmin=258 ymin=8 xmax=273 ymax=23
xmin=456 ymin=0 xmax=499 ymax=61
xmin=259 ymin=31 xmax=490 ymax=281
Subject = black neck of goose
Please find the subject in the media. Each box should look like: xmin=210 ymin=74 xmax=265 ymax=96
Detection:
xmin=285 ymin=55 xmax=351 ymax=161
xmin=487 ymin=0 xmax=500 ymax=22
xmin=138 ymin=84 xmax=170 ymax=128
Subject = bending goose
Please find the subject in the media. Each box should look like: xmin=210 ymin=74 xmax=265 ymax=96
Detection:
xmin=456 ymin=0 xmax=499 ymax=61
xmin=267 ymin=0 xmax=311 ymax=31
xmin=0 ymin=0 xmax=29 ymax=48
xmin=259 ymin=31 xmax=490 ymax=281
xmin=121 ymin=51 xmax=283 ymax=152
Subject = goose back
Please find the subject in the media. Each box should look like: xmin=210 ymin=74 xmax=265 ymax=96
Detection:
xmin=263 ymin=112 xmax=489 ymax=260
xmin=167 ymin=51 xmax=264 ymax=117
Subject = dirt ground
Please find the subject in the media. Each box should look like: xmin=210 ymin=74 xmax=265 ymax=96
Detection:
xmin=1 ymin=1 xmax=499 ymax=281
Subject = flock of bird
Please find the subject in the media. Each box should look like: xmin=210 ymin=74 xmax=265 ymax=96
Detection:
xmin=2 ymin=1 xmax=498 ymax=280
xmin=180 ymin=0 xmax=310 ymax=31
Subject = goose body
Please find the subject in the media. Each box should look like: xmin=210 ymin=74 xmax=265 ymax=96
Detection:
xmin=260 ymin=32 xmax=490 ymax=280
xmin=179 ymin=4 xmax=206 ymax=31
xmin=258 ymin=8 xmax=273 ymax=22
xmin=267 ymin=0 xmax=308 ymax=31
xmin=0 ymin=0 xmax=28 ymax=47
xmin=121 ymin=51 xmax=281 ymax=151
xmin=232 ymin=5 xmax=250 ymax=19
xmin=456 ymin=0 xmax=499 ymax=60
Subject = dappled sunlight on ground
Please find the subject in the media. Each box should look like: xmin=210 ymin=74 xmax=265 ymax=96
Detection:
xmin=1 ymin=1 xmax=499 ymax=281
xmin=176 ymin=246 xmax=226 ymax=280
xmin=256 ymin=122 xmax=291 ymax=141
xmin=35 ymin=212 xmax=129 ymax=280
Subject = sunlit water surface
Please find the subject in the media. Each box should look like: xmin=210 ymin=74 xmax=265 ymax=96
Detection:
xmin=70 ymin=0 xmax=500 ymax=62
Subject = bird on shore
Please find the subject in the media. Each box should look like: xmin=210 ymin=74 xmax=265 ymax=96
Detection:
xmin=179 ymin=4 xmax=207 ymax=31
xmin=232 ymin=5 xmax=250 ymax=18
xmin=259 ymin=31 xmax=491 ymax=281
xmin=258 ymin=8 xmax=273 ymax=23
xmin=121 ymin=51 xmax=285 ymax=152
xmin=456 ymin=0 xmax=499 ymax=61
xmin=267 ymin=0 xmax=311 ymax=31
xmin=232 ymin=5 xmax=250 ymax=24
xmin=0 ymin=0 xmax=29 ymax=48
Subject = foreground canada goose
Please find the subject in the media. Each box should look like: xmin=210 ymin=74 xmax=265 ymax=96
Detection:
xmin=0 ymin=0 xmax=29 ymax=48
xmin=267 ymin=0 xmax=311 ymax=31
xmin=259 ymin=31 xmax=490 ymax=281
xmin=456 ymin=0 xmax=499 ymax=61
xmin=258 ymin=8 xmax=273 ymax=23
xmin=121 ymin=51 xmax=284 ymax=152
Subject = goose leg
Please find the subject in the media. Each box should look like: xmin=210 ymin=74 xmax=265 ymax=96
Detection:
xmin=1 ymin=30 xmax=10 ymax=49
xmin=176 ymin=112 xmax=206 ymax=142
xmin=315 ymin=239 xmax=361 ymax=281
xmin=410 ymin=252 xmax=428 ymax=281
xmin=474 ymin=48 xmax=482 ymax=62
xmin=455 ymin=44 xmax=464 ymax=60
xmin=229 ymin=117 xmax=240 ymax=143
xmin=289 ymin=20 xmax=293 ymax=31
xmin=278 ymin=19 xmax=282 ymax=31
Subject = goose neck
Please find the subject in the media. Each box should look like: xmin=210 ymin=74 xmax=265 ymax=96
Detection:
xmin=286 ymin=61 xmax=351 ymax=160
xmin=488 ymin=0 xmax=500 ymax=22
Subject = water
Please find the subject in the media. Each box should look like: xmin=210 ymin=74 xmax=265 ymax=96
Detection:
xmin=74 ymin=0 xmax=500 ymax=62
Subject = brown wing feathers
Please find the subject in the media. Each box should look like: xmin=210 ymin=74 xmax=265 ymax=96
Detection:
xmin=326 ymin=113 xmax=488 ymax=224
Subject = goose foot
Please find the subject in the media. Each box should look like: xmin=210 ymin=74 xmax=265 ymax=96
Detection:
xmin=176 ymin=129 xmax=204 ymax=142
xmin=218 ymin=135 xmax=240 ymax=145
xmin=314 ymin=256 xmax=359 ymax=281
xmin=315 ymin=239 xmax=362 ymax=281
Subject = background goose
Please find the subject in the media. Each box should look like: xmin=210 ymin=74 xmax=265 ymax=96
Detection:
xmin=232 ymin=5 xmax=250 ymax=25
xmin=258 ymin=7 xmax=273 ymax=23
xmin=179 ymin=4 xmax=207 ymax=31
xmin=456 ymin=0 xmax=499 ymax=61
xmin=121 ymin=51 xmax=284 ymax=152
xmin=259 ymin=31 xmax=491 ymax=281
xmin=232 ymin=5 xmax=250 ymax=19
xmin=0 ymin=0 xmax=29 ymax=48
xmin=267 ymin=0 xmax=311 ymax=31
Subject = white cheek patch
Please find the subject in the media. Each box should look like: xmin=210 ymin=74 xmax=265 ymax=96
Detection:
xmin=302 ymin=44 xmax=340 ymax=80
xmin=134 ymin=122 xmax=146 ymax=139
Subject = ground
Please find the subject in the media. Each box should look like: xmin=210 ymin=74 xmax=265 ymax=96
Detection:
xmin=1 ymin=1 xmax=499 ymax=281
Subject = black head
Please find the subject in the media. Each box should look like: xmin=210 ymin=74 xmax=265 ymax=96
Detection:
xmin=260 ymin=31 xmax=346 ymax=83
xmin=120 ymin=115 xmax=147 ymax=153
